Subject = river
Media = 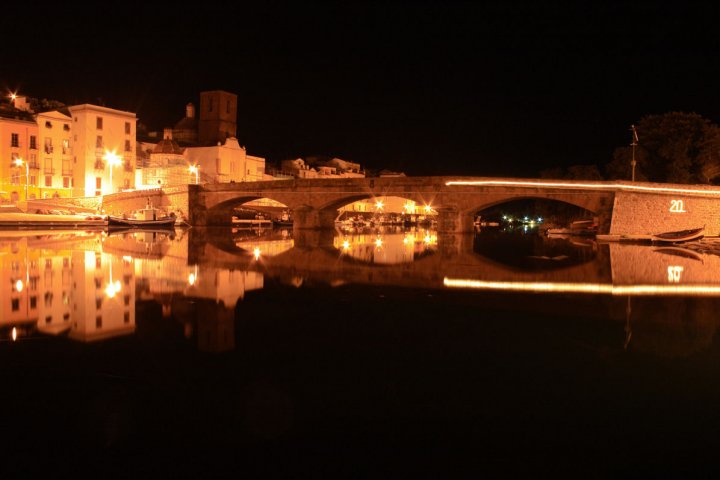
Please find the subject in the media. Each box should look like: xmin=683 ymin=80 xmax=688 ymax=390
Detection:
xmin=2 ymin=225 xmax=720 ymax=478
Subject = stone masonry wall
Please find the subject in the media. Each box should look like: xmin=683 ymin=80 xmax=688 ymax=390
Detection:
xmin=610 ymin=191 xmax=720 ymax=236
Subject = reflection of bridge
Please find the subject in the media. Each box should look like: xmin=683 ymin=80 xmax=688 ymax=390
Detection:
xmin=102 ymin=177 xmax=720 ymax=236
xmin=190 ymin=228 xmax=611 ymax=290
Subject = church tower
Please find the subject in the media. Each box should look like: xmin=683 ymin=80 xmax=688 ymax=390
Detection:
xmin=198 ymin=90 xmax=237 ymax=145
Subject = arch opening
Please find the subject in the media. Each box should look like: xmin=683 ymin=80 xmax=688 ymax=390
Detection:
xmin=334 ymin=195 xmax=438 ymax=230
xmin=471 ymin=198 xmax=599 ymax=270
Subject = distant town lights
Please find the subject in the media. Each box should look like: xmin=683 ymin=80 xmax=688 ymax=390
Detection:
xmin=375 ymin=200 xmax=384 ymax=210
xmin=15 ymin=280 xmax=23 ymax=292
xmin=253 ymin=247 xmax=261 ymax=260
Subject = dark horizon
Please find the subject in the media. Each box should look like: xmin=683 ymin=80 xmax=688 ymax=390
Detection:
xmin=5 ymin=1 xmax=720 ymax=177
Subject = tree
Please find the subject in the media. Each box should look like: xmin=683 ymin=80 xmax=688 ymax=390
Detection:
xmin=605 ymin=112 xmax=720 ymax=184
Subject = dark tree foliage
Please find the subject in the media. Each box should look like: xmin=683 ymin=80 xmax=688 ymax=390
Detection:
xmin=605 ymin=112 xmax=720 ymax=184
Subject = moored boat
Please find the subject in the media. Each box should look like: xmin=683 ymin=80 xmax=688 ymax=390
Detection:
xmin=651 ymin=226 xmax=704 ymax=243
xmin=107 ymin=207 xmax=176 ymax=230
xmin=273 ymin=211 xmax=293 ymax=227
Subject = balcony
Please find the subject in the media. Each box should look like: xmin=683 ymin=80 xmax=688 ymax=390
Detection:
xmin=94 ymin=161 xmax=105 ymax=170
xmin=44 ymin=146 xmax=54 ymax=154
xmin=43 ymin=168 xmax=55 ymax=175
xmin=62 ymin=168 xmax=73 ymax=176
xmin=28 ymin=162 xmax=40 ymax=170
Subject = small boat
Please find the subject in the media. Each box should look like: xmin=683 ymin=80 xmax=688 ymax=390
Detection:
xmin=107 ymin=207 xmax=176 ymax=230
xmin=273 ymin=211 xmax=293 ymax=227
xmin=596 ymin=226 xmax=705 ymax=244
xmin=651 ymin=226 xmax=704 ymax=243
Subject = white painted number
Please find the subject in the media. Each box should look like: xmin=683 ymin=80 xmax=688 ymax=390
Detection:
xmin=669 ymin=199 xmax=686 ymax=213
xmin=667 ymin=266 xmax=683 ymax=283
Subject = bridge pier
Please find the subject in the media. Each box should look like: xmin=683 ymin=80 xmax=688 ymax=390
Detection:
xmin=292 ymin=206 xmax=338 ymax=230
xmin=436 ymin=207 xmax=475 ymax=234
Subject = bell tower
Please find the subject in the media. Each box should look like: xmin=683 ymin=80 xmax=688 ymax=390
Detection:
xmin=198 ymin=90 xmax=237 ymax=145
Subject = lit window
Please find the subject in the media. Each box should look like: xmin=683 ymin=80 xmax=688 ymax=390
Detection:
xmin=96 ymin=117 xmax=103 ymax=130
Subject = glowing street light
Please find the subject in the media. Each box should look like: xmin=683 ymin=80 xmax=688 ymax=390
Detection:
xmin=375 ymin=200 xmax=384 ymax=211
xmin=189 ymin=165 xmax=199 ymax=184
xmin=253 ymin=247 xmax=261 ymax=260
xmin=14 ymin=157 xmax=28 ymax=200
xmin=103 ymin=150 xmax=122 ymax=195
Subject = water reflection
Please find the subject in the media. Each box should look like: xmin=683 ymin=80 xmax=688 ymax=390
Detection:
xmin=3 ymin=228 xmax=720 ymax=357
xmin=334 ymin=226 xmax=438 ymax=264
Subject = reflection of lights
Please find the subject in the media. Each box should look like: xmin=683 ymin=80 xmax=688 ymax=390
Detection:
xmin=15 ymin=280 xmax=23 ymax=292
xmin=188 ymin=264 xmax=199 ymax=286
xmin=403 ymin=237 xmax=409 ymax=244
xmin=443 ymin=278 xmax=720 ymax=296
xmin=537 ymin=217 xmax=543 ymax=222
xmin=122 ymin=255 xmax=133 ymax=262
xmin=342 ymin=239 xmax=350 ymax=250
xmin=375 ymin=237 xmax=383 ymax=248
xmin=375 ymin=200 xmax=384 ymax=210
xmin=446 ymin=179 xmax=720 ymax=196
xmin=424 ymin=234 xmax=432 ymax=244
xmin=253 ymin=247 xmax=261 ymax=260
xmin=11 ymin=327 xmax=17 ymax=342
xmin=424 ymin=205 xmax=433 ymax=213
xmin=10 ymin=93 xmax=17 ymax=101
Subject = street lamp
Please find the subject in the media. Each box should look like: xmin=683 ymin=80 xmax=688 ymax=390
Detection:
xmin=103 ymin=150 xmax=122 ymax=194
xmin=189 ymin=165 xmax=199 ymax=184
xmin=14 ymin=157 xmax=28 ymax=200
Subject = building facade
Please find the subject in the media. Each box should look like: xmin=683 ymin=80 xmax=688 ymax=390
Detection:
xmin=0 ymin=106 xmax=38 ymax=203
xmin=68 ymin=104 xmax=137 ymax=197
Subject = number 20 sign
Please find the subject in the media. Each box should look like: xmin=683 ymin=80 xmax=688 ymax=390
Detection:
xmin=670 ymin=200 xmax=686 ymax=213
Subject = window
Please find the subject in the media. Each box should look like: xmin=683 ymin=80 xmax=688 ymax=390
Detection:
xmin=44 ymin=157 xmax=53 ymax=174
xmin=30 ymin=136 xmax=37 ymax=149
xmin=62 ymin=139 xmax=70 ymax=154
xmin=125 ymin=122 xmax=131 ymax=134
xmin=29 ymin=175 xmax=36 ymax=186
xmin=11 ymin=133 xmax=18 ymax=147
xmin=124 ymin=312 xmax=130 ymax=324
xmin=96 ymin=136 xmax=103 ymax=148
xmin=63 ymin=124 xmax=70 ymax=131
xmin=62 ymin=158 xmax=72 ymax=175
xmin=44 ymin=137 xmax=53 ymax=154
xmin=125 ymin=139 xmax=131 ymax=152
xmin=30 ymin=296 xmax=37 ymax=309
xmin=11 ymin=174 xmax=19 ymax=185
xmin=11 ymin=299 xmax=19 ymax=311
xmin=96 ymin=177 xmax=102 ymax=189
xmin=123 ymin=294 xmax=130 ymax=306
xmin=45 ymin=316 xmax=52 ymax=324
xmin=96 ymin=316 xmax=102 ymax=328
xmin=208 ymin=98 xmax=213 ymax=112
xmin=95 ymin=255 xmax=101 ymax=269
xmin=45 ymin=121 xmax=52 ymax=129
xmin=63 ymin=177 xmax=71 ymax=188
xmin=44 ymin=292 xmax=53 ymax=307
xmin=124 ymin=179 xmax=130 ymax=189
xmin=96 ymin=297 xmax=102 ymax=309
xmin=96 ymin=117 xmax=103 ymax=129
xmin=45 ymin=176 xmax=52 ymax=187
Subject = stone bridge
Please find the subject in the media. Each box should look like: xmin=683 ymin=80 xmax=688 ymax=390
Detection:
xmin=100 ymin=177 xmax=720 ymax=236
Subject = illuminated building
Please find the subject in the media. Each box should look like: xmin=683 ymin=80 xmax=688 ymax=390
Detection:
xmin=35 ymin=110 xmax=73 ymax=199
xmin=67 ymin=104 xmax=137 ymax=197
xmin=0 ymin=100 xmax=38 ymax=203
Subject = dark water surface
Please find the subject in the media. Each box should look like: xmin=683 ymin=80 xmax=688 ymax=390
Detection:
xmin=2 ymin=227 xmax=720 ymax=478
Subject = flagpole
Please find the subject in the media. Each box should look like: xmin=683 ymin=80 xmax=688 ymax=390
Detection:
xmin=630 ymin=125 xmax=638 ymax=182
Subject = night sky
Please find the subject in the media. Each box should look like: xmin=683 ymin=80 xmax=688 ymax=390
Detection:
xmin=5 ymin=1 xmax=720 ymax=177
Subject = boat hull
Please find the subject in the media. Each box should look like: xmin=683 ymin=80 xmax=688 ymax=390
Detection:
xmin=107 ymin=216 xmax=176 ymax=229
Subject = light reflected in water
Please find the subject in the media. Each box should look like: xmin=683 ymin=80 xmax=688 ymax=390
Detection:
xmin=333 ymin=229 xmax=438 ymax=264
